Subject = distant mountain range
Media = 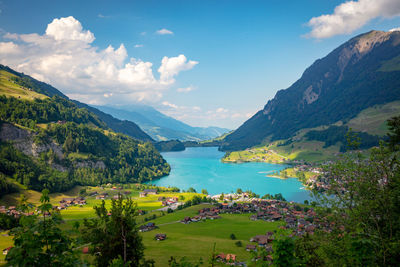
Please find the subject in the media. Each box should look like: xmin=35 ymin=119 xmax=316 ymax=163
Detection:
xmin=94 ymin=105 xmax=230 ymax=141
xmin=221 ymin=30 xmax=400 ymax=151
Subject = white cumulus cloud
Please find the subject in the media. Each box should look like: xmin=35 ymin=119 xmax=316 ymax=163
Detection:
xmin=156 ymin=28 xmax=174 ymax=35
xmin=158 ymin=55 xmax=198 ymax=85
xmin=0 ymin=16 xmax=198 ymax=104
xmin=46 ymin=16 xmax=95 ymax=43
xmin=306 ymin=0 xmax=400 ymax=39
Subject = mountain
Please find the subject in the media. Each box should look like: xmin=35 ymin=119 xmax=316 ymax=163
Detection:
xmin=0 ymin=64 xmax=153 ymax=142
xmin=221 ymin=30 xmax=400 ymax=151
xmin=0 ymin=66 xmax=169 ymax=193
xmin=94 ymin=105 xmax=230 ymax=141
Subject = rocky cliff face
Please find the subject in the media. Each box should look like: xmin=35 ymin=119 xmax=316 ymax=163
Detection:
xmin=0 ymin=123 xmax=63 ymax=158
xmin=0 ymin=123 xmax=105 ymax=171
xmin=221 ymin=30 xmax=400 ymax=151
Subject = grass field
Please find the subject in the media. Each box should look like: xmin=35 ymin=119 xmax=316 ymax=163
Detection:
xmin=346 ymin=101 xmax=400 ymax=136
xmin=0 ymin=184 xmax=284 ymax=266
xmin=141 ymin=207 xmax=283 ymax=265
xmin=0 ymin=70 xmax=47 ymax=101
xmin=222 ymin=147 xmax=287 ymax=164
xmin=0 ymin=231 xmax=13 ymax=265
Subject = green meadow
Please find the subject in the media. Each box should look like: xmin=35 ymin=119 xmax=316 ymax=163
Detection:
xmin=0 ymin=185 xmax=283 ymax=266
xmin=142 ymin=207 xmax=283 ymax=265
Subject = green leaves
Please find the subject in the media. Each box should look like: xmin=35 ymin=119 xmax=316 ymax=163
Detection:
xmin=82 ymin=194 xmax=146 ymax=267
xmin=6 ymin=190 xmax=81 ymax=266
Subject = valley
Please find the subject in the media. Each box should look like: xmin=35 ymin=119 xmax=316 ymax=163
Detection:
xmin=0 ymin=16 xmax=400 ymax=265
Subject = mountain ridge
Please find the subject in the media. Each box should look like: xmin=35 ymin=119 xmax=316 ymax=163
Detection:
xmin=221 ymin=30 xmax=400 ymax=151
xmin=94 ymin=105 xmax=230 ymax=141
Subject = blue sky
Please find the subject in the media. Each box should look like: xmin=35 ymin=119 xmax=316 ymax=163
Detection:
xmin=1 ymin=0 xmax=400 ymax=128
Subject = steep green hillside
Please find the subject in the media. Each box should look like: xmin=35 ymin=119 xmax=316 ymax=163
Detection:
xmin=0 ymin=69 xmax=169 ymax=193
xmin=222 ymin=30 xmax=400 ymax=151
xmin=223 ymin=100 xmax=400 ymax=163
xmin=0 ymin=64 xmax=153 ymax=142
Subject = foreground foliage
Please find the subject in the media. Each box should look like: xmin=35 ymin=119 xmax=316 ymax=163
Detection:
xmin=82 ymin=195 xmax=152 ymax=267
xmin=292 ymin=119 xmax=400 ymax=266
xmin=6 ymin=190 xmax=81 ymax=266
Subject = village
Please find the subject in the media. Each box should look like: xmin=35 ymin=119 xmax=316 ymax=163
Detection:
xmin=0 ymin=184 xmax=337 ymax=265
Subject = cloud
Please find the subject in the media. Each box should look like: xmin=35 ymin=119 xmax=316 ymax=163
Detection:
xmin=216 ymin=107 xmax=229 ymax=113
xmin=140 ymin=32 xmax=146 ymax=36
xmin=98 ymin=14 xmax=110 ymax=19
xmin=158 ymin=55 xmax=198 ymax=85
xmin=134 ymin=44 xmax=144 ymax=48
xmin=46 ymin=16 xmax=95 ymax=42
xmin=0 ymin=16 xmax=198 ymax=104
xmin=156 ymin=28 xmax=174 ymax=35
xmin=389 ymin=27 xmax=400 ymax=31
xmin=162 ymin=101 xmax=178 ymax=109
xmin=306 ymin=0 xmax=400 ymax=39
xmin=0 ymin=42 xmax=21 ymax=54
xmin=177 ymin=86 xmax=194 ymax=93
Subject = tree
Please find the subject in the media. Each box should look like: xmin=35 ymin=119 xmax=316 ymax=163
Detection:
xmin=201 ymin=189 xmax=208 ymax=195
xmin=299 ymin=125 xmax=400 ymax=266
xmin=82 ymin=194 xmax=146 ymax=267
xmin=6 ymin=189 xmax=81 ymax=266
xmin=272 ymin=230 xmax=295 ymax=267
xmin=387 ymin=115 xmax=400 ymax=151
xmin=236 ymin=188 xmax=243 ymax=194
xmin=187 ymin=187 xmax=196 ymax=193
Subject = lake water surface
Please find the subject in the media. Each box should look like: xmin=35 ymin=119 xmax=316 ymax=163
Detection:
xmin=150 ymin=147 xmax=310 ymax=203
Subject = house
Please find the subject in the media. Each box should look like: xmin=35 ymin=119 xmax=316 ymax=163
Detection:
xmin=139 ymin=222 xmax=157 ymax=232
xmin=155 ymin=233 xmax=166 ymax=241
xmin=82 ymin=247 xmax=89 ymax=254
xmin=144 ymin=189 xmax=158 ymax=195
xmin=246 ymin=244 xmax=257 ymax=251
xmin=96 ymin=194 xmax=107 ymax=200
xmin=216 ymin=253 xmax=226 ymax=261
xmin=226 ymin=254 xmax=236 ymax=262
xmin=181 ymin=217 xmax=192 ymax=224
xmin=2 ymin=247 xmax=12 ymax=255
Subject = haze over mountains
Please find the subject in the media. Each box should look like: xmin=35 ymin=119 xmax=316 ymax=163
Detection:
xmin=94 ymin=105 xmax=230 ymax=141
xmin=221 ymin=30 xmax=400 ymax=151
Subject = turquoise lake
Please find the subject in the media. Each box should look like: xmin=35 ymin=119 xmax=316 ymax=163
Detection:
xmin=149 ymin=147 xmax=311 ymax=203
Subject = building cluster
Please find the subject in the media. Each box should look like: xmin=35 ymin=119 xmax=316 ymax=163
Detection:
xmin=180 ymin=207 xmax=221 ymax=224
xmin=139 ymin=222 xmax=158 ymax=232
xmin=158 ymin=196 xmax=179 ymax=206
xmin=139 ymin=189 xmax=158 ymax=197
xmin=0 ymin=206 xmax=33 ymax=218
xmin=56 ymin=197 xmax=86 ymax=210
xmin=213 ymin=199 xmax=332 ymax=237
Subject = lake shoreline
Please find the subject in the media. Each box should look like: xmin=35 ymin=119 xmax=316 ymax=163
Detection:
xmin=152 ymin=147 xmax=311 ymax=202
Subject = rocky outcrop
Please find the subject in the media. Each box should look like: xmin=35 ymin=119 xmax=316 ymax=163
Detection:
xmin=0 ymin=123 xmax=105 ymax=171
xmin=0 ymin=123 xmax=63 ymax=158
xmin=73 ymin=160 xmax=106 ymax=170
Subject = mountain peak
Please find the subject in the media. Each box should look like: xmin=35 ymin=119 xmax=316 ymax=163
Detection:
xmin=222 ymin=30 xmax=400 ymax=151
